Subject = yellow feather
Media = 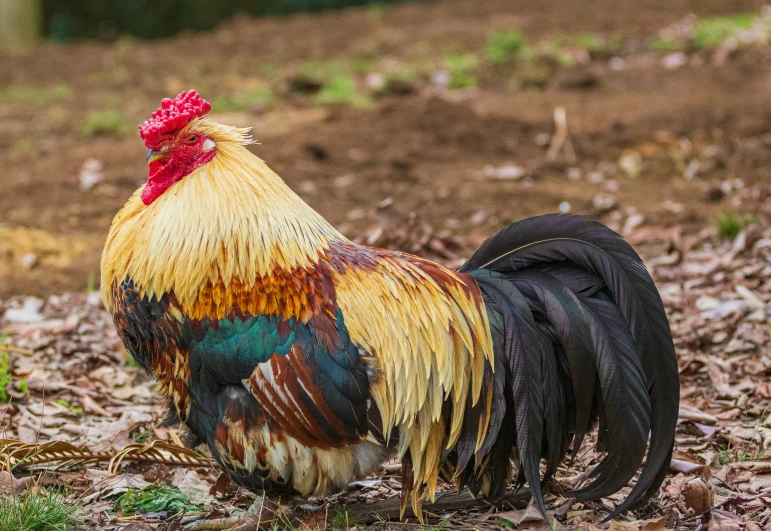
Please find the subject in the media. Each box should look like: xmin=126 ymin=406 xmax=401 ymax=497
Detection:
xmin=103 ymin=116 xmax=496 ymax=512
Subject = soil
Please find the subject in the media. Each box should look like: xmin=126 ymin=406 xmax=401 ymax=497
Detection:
xmin=0 ymin=0 xmax=769 ymax=298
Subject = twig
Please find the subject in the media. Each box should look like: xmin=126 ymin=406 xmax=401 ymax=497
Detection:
xmin=0 ymin=344 xmax=34 ymax=356
xmin=343 ymin=489 xmax=531 ymax=523
xmin=545 ymin=106 xmax=577 ymax=164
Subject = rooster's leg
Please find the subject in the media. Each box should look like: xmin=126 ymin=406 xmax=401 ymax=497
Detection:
xmin=184 ymin=495 xmax=279 ymax=531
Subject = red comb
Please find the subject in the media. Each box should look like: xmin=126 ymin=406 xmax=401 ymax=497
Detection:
xmin=138 ymin=90 xmax=211 ymax=149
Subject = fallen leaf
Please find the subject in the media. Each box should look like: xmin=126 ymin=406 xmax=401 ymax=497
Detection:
xmin=641 ymin=517 xmax=667 ymax=531
xmin=679 ymin=476 xmax=713 ymax=516
xmin=80 ymin=394 xmax=113 ymax=417
xmin=499 ymin=498 xmax=545 ymax=526
xmin=122 ymin=524 xmax=154 ymax=531
xmin=707 ymin=509 xmax=743 ymax=531
xmin=171 ymin=468 xmax=214 ymax=507
xmin=679 ymin=404 xmax=719 ymax=425
xmin=0 ymin=471 xmax=32 ymax=496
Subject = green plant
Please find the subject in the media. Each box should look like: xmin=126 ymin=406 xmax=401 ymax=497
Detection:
xmin=366 ymin=4 xmax=385 ymax=22
xmin=301 ymin=59 xmax=344 ymax=82
xmin=691 ymin=14 xmax=755 ymax=50
xmin=79 ymin=110 xmax=129 ymax=137
xmin=713 ymin=442 xmax=765 ymax=466
xmin=485 ymin=29 xmax=532 ymax=65
xmin=86 ymin=270 xmax=96 ymax=295
xmin=10 ymin=138 xmax=40 ymax=160
xmin=574 ymin=32 xmax=603 ymax=52
xmin=0 ymin=84 xmax=72 ymax=106
xmin=650 ymin=36 xmax=681 ymax=52
xmin=0 ymin=487 xmax=82 ymax=531
xmin=130 ymin=429 xmax=151 ymax=443
xmin=314 ymin=75 xmax=371 ymax=108
xmin=212 ymin=86 xmax=274 ymax=111
xmin=114 ymin=484 xmax=199 ymax=516
xmin=715 ymin=214 xmax=743 ymax=240
xmin=16 ymin=379 xmax=28 ymax=396
xmin=328 ymin=507 xmax=362 ymax=531
xmin=53 ymin=399 xmax=82 ymax=415
xmin=444 ymin=53 xmax=479 ymax=89
xmin=0 ymin=350 xmax=10 ymax=404
xmin=351 ymin=55 xmax=375 ymax=75
xmin=715 ymin=212 xmax=758 ymax=240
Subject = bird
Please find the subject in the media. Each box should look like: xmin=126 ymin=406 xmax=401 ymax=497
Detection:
xmin=102 ymin=90 xmax=679 ymax=529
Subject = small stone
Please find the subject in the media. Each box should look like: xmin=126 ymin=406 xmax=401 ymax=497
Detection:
xmin=20 ymin=253 xmax=38 ymax=269
xmin=662 ymin=52 xmax=688 ymax=70
xmin=431 ymin=70 xmax=451 ymax=88
xmin=534 ymin=133 xmax=552 ymax=146
xmin=592 ymin=193 xmax=617 ymax=213
xmin=78 ymin=158 xmax=104 ymax=190
xmin=485 ymin=165 xmax=527 ymax=180
xmin=333 ymin=175 xmax=356 ymax=188
xmin=3 ymin=297 xmax=45 ymax=323
xmin=618 ymin=151 xmax=642 ymax=178
xmin=622 ymin=213 xmax=645 ymax=236
xmin=609 ymin=57 xmax=626 ymax=70
xmin=366 ymin=72 xmax=385 ymax=90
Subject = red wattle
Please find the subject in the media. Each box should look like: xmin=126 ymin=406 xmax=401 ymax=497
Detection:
xmin=141 ymin=149 xmax=215 ymax=205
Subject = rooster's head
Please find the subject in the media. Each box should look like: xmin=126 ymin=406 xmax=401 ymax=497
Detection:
xmin=138 ymin=90 xmax=217 ymax=205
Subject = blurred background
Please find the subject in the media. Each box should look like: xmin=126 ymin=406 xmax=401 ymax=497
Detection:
xmin=1 ymin=0 xmax=770 ymax=297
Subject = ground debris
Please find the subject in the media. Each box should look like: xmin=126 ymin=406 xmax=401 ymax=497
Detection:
xmin=1 ymin=192 xmax=771 ymax=529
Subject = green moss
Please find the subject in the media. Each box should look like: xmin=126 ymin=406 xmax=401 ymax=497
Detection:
xmin=79 ymin=110 xmax=129 ymax=137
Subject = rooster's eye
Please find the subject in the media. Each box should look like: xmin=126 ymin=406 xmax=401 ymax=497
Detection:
xmin=187 ymin=135 xmax=198 ymax=143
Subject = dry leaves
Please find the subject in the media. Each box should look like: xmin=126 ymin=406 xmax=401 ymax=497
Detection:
xmin=1 ymin=187 xmax=771 ymax=529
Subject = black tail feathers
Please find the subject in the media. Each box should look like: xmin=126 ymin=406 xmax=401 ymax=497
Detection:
xmin=457 ymin=214 xmax=679 ymax=520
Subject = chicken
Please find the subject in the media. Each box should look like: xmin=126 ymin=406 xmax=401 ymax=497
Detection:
xmin=102 ymin=91 xmax=679 ymax=526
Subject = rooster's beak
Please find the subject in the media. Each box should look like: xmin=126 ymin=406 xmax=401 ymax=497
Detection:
xmin=146 ymin=149 xmax=167 ymax=165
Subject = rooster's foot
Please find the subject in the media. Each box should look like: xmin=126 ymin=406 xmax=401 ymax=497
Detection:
xmin=185 ymin=495 xmax=278 ymax=531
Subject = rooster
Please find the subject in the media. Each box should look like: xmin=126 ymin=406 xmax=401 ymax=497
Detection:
xmin=102 ymin=91 xmax=679 ymax=528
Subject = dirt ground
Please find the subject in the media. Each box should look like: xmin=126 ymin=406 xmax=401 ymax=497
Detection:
xmin=0 ymin=0 xmax=769 ymax=297
xmin=2 ymin=2 xmax=771 ymax=529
